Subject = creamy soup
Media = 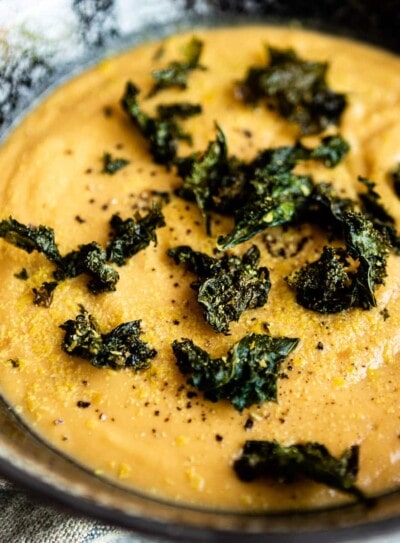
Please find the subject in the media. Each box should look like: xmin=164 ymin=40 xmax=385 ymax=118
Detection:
xmin=0 ymin=26 xmax=400 ymax=512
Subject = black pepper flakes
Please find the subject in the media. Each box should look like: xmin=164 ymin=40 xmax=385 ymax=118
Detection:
xmin=215 ymin=434 xmax=223 ymax=442
xmin=380 ymin=307 xmax=390 ymax=321
xmin=14 ymin=268 xmax=29 ymax=280
xmin=244 ymin=418 xmax=254 ymax=430
xmin=317 ymin=341 xmax=324 ymax=350
xmin=103 ymin=105 xmax=113 ymax=117
xmin=75 ymin=215 xmax=86 ymax=224
xmin=77 ymin=401 xmax=91 ymax=408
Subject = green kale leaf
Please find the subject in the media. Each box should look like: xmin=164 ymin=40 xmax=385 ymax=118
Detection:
xmin=217 ymin=172 xmax=313 ymax=249
xmin=250 ymin=135 xmax=349 ymax=175
xmin=172 ymin=333 xmax=299 ymax=411
xmin=286 ymin=246 xmax=355 ymax=313
xmin=101 ymin=152 xmax=130 ymax=175
xmin=236 ymin=46 xmax=347 ymax=135
xmin=168 ymin=244 xmax=271 ymax=334
xmin=233 ymin=440 xmax=364 ymax=500
xmin=175 ymin=126 xmax=347 ymax=242
xmin=175 ymin=124 xmax=247 ymax=233
xmin=106 ymin=205 xmax=166 ymax=266
xmin=120 ymin=82 xmax=201 ymax=165
xmin=306 ymin=182 xmax=355 ymax=231
xmin=0 ymin=216 xmax=62 ymax=264
xmin=55 ymin=242 xmax=119 ymax=294
xmin=148 ymin=36 xmax=205 ymax=97
xmin=342 ymin=211 xmax=389 ymax=309
xmin=60 ymin=305 xmax=157 ymax=370
xmin=358 ymin=176 xmax=400 ymax=254
xmin=287 ymin=211 xmax=390 ymax=313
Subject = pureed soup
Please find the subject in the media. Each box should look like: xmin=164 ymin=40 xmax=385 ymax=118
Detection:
xmin=0 ymin=25 xmax=400 ymax=512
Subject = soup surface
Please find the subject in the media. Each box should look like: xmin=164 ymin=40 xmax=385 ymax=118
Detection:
xmin=1 ymin=26 xmax=400 ymax=511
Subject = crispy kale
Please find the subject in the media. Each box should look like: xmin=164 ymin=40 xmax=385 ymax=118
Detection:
xmin=172 ymin=333 xmax=299 ymax=411
xmin=250 ymin=135 xmax=349 ymax=175
xmin=306 ymin=182 xmax=355 ymax=231
xmin=233 ymin=440 xmax=364 ymax=501
xmin=32 ymin=281 xmax=58 ymax=308
xmin=217 ymin=172 xmax=313 ymax=249
xmin=60 ymin=305 xmax=157 ymax=370
xmin=107 ymin=206 xmax=165 ymax=266
xmin=148 ymin=36 xmax=204 ymax=97
xmin=304 ymin=135 xmax=350 ymax=168
xmin=175 ymin=126 xmax=348 ymax=242
xmin=358 ymin=176 xmax=400 ymax=253
xmin=120 ymin=82 xmax=202 ymax=165
xmin=0 ymin=217 xmax=120 ymax=296
xmin=286 ymin=246 xmax=355 ymax=313
xmin=235 ymin=46 xmax=347 ymax=135
xmin=287 ymin=211 xmax=390 ymax=312
xmin=168 ymin=245 xmax=271 ymax=334
xmin=101 ymin=152 xmax=130 ymax=174
xmin=343 ymin=211 xmax=389 ymax=309
xmin=0 ymin=216 xmax=62 ymax=264
xmin=55 ymin=242 xmax=119 ymax=294
xmin=156 ymin=102 xmax=202 ymax=122
xmin=175 ymin=124 xmax=247 ymax=233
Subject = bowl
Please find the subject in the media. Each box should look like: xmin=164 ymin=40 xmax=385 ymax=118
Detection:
xmin=1 ymin=1 xmax=400 ymax=541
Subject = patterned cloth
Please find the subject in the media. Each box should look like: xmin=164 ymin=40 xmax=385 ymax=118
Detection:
xmin=0 ymin=478 xmax=165 ymax=543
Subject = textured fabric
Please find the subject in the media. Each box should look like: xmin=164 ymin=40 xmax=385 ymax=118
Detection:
xmin=0 ymin=478 xmax=165 ymax=543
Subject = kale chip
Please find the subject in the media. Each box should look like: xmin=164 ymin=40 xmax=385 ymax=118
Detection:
xmin=0 ymin=217 xmax=120 ymax=296
xmin=55 ymin=242 xmax=119 ymax=294
xmin=306 ymin=182 xmax=355 ymax=231
xmin=358 ymin=176 xmax=400 ymax=254
xmin=286 ymin=246 xmax=355 ymax=313
xmin=175 ymin=124 xmax=247 ymax=233
xmin=60 ymin=305 xmax=157 ymax=370
xmin=217 ymin=171 xmax=313 ymax=249
xmin=287 ymin=211 xmax=390 ymax=313
xmin=148 ymin=36 xmax=205 ymax=97
xmin=250 ymin=135 xmax=349 ymax=175
xmin=101 ymin=152 xmax=130 ymax=175
xmin=175 ymin=126 xmax=348 ymax=242
xmin=172 ymin=333 xmax=299 ymax=411
xmin=120 ymin=81 xmax=201 ymax=165
xmin=107 ymin=206 xmax=166 ymax=266
xmin=0 ymin=216 xmax=62 ymax=264
xmin=343 ymin=211 xmax=389 ymax=309
xmin=236 ymin=46 xmax=347 ymax=135
xmin=168 ymin=244 xmax=271 ymax=334
xmin=233 ymin=440 xmax=364 ymax=501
